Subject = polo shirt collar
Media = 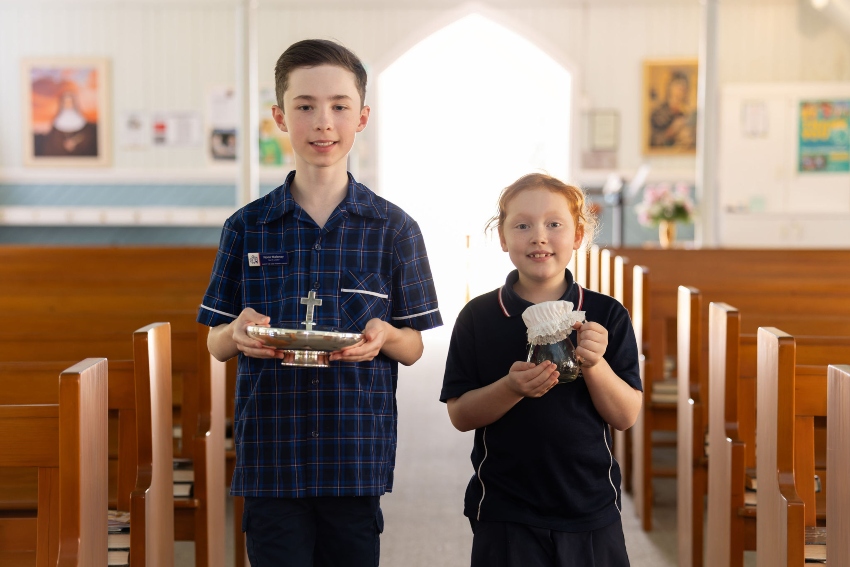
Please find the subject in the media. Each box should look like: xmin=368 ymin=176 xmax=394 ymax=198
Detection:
xmin=497 ymin=269 xmax=583 ymax=317
xmin=260 ymin=171 xmax=387 ymax=224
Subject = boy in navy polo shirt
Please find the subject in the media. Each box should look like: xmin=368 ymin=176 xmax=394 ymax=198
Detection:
xmin=198 ymin=39 xmax=442 ymax=567
xmin=441 ymin=173 xmax=642 ymax=567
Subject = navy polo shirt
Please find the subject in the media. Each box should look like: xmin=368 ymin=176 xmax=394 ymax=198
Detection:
xmin=440 ymin=269 xmax=641 ymax=532
xmin=198 ymin=171 xmax=442 ymax=498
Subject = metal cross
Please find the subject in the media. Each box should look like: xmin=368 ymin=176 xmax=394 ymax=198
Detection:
xmin=300 ymin=290 xmax=323 ymax=331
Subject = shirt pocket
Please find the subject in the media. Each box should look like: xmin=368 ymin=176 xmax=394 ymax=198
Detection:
xmin=340 ymin=271 xmax=390 ymax=332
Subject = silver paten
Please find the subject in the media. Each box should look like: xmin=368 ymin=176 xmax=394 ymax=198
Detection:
xmin=246 ymin=290 xmax=363 ymax=367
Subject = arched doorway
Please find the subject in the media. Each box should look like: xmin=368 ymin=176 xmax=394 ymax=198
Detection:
xmin=377 ymin=13 xmax=574 ymax=323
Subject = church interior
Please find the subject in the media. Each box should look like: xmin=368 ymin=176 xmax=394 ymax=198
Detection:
xmin=1 ymin=0 xmax=850 ymax=566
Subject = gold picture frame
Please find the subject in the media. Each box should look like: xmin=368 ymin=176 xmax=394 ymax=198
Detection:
xmin=642 ymin=59 xmax=698 ymax=156
xmin=22 ymin=57 xmax=111 ymax=167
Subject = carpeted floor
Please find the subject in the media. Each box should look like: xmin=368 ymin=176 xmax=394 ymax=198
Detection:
xmin=179 ymin=328 xmax=685 ymax=567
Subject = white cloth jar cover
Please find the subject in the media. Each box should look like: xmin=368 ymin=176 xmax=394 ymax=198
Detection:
xmin=522 ymin=300 xmax=586 ymax=346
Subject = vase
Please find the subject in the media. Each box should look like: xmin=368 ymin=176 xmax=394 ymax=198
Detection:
xmin=658 ymin=220 xmax=676 ymax=249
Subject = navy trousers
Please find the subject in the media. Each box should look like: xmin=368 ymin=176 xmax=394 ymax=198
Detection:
xmin=243 ymin=496 xmax=383 ymax=567
xmin=470 ymin=517 xmax=630 ymax=567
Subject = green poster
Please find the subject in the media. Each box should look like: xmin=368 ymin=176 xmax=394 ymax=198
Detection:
xmin=799 ymin=100 xmax=850 ymax=173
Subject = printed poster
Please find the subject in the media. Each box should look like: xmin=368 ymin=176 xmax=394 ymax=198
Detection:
xmin=258 ymin=86 xmax=295 ymax=167
xmin=799 ymin=100 xmax=850 ymax=173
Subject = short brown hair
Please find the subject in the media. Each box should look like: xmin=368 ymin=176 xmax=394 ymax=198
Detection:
xmin=274 ymin=39 xmax=368 ymax=108
xmin=485 ymin=173 xmax=597 ymax=246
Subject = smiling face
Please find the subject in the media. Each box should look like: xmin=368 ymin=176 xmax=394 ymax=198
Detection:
xmin=272 ymin=64 xmax=370 ymax=172
xmin=499 ymin=186 xmax=584 ymax=297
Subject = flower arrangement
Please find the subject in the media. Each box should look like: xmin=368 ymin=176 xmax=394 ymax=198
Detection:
xmin=635 ymin=182 xmax=696 ymax=226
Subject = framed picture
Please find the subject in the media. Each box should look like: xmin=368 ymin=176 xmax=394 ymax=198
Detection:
xmin=22 ymin=57 xmax=110 ymax=167
xmin=642 ymin=59 xmax=698 ymax=155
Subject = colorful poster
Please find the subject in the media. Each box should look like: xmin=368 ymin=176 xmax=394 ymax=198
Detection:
xmin=799 ymin=100 xmax=850 ymax=173
xmin=258 ymin=86 xmax=294 ymax=167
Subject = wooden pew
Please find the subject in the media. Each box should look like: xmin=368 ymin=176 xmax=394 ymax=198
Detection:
xmin=574 ymin=244 xmax=589 ymax=287
xmin=706 ymin=305 xmax=850 ymax=567
xmin=756 ymin=328 xmax=850 ymax=567
xmin=683 ymin=300 xmax=850 ymax=567
xmin=131 ymin=322 xmax=178 ymax=567
xmin=631 ymin=264 xmax=676 ymax=531
xmin=705 ymin=303 xmax=748 ymax=567
xmin=607 ymin=248 xmax=850 ymax=536
xmin=0 ymin=358 xmax=108 ymax=567
xmin=599 ymin=248 xmax=614 ymax=297
xmin=0 ymin=246 xmax=219 ymax=459
xmin=827 ymin=365 xmax=850 ymax=566
xmin=705 ymin=309 xmax=850 ymax=567
xmin=588 ymin=244 xmax=601 ymax=292
xmin=612 ymin=255 xmax=633 ymax=493
xmin=0 ymin=322 xmax=224 ymax=567
xmin=181 ymin=324 xmax=227 ymax=567
xmin=676 ymin=286 xmax=705 ymax=567
xmin=0 ymin=323 xmax=175 ymax=567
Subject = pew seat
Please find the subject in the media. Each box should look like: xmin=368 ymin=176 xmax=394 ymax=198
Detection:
xmin=0 ymin=359 xmax=108 ymax=567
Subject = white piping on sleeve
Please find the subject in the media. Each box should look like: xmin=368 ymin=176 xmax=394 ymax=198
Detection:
xmin=341 ymin=288 xmax=389 ymax=299
xmin=604 ymin=423 xmax=621 ymax=515
xmin=391 ymin=308 xmax=440 ymax=321
xmin=476 ymin=427 xmax=489 ymax=521
xmin=199 ymin=304 xmax=239 ymax=319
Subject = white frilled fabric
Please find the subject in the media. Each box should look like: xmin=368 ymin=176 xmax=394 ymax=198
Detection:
xmin=522 ymin=300 xmax=586 ymax=346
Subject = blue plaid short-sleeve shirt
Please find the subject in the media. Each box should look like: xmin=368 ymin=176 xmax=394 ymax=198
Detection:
xmin=197 ymin=171 xmax=442 ymax=497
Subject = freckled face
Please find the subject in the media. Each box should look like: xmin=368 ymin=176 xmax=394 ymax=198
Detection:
xmin=499 ymin=187 xmax=584 ymax=289
xmin=273 ymin=65 xmax=369 ymax=171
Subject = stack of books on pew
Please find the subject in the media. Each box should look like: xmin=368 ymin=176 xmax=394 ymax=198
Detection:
xmin=651 ymin=379 xmax=677 ymax=403
xmin=174 ymin=457 xmax=195 ymax=498
xmin=107 ymin=510 xmax=130 ymax=567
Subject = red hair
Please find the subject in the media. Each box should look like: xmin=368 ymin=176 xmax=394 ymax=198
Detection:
xmin=485 ymin=173 xmax=597 ymax=246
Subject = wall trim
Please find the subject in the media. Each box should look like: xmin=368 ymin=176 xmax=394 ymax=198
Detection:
xmin=0 ymin=206 xmax=232 ymax=226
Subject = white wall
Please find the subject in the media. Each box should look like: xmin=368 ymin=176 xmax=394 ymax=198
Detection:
xmin=1 ymin=0 xmax=849 ymax=241
xmin=719 ymin=82 xmax=850 ymax=247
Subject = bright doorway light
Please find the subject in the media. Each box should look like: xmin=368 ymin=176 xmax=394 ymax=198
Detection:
xmin=378 ymin=13 xmax=573 ymax=323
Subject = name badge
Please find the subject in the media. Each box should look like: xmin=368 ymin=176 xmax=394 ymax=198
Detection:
xmin=248 ymin=252 xmax=288 ymax=267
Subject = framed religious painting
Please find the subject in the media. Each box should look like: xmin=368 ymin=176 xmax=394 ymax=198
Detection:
xmin=22 ymin=57 xmax=111 ymax=167
xmin=642 ymin=59 xmax=698 ymax=156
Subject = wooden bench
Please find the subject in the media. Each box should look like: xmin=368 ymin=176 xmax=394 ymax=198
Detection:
xmin=587 ymin=244 xmax=601 ymax=292
xmin=631 ymin=264 xmax=676 ymax=531
xmin=0 ymin=358 xmax=108 ymax=567
xmin=612 ymin=255 xmax=634 ymax=494
xmin=676 ymin=286 xmax=705 ymax=567
xmin=826 ymin=364 xmax=850 ymax=566
xmin=680 ymin=298 xmax=850 ymax=567
xmin=599 ymin=248 xmax=614 ymax=297
xmin=705 ymin=309 xmax=850 ymax=567
xmin=756 ymin=328 xmax=850 ymax=567
xmin=606 ymin=249 xmax=850 ymax=536
xmin=0 ymin=323 xmax=175 ymax=566
xmin=0 ymin=322 xmax=225 ymax=567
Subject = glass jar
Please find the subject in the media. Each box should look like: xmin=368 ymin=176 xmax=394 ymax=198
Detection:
xmin=527 ymin=336 xmax=581 ymax=384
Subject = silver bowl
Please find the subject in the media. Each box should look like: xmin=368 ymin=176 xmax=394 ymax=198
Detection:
xmin=246 ymin=325 xmax=363 ymax=367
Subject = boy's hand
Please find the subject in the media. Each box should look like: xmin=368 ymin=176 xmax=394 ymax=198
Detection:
xmin=327 ymin=318 xmax=383 ymax=363
xmin=231 ymin=308 xmax=282 ymax=359
xmin=573 ymin=321 xmax=608 ymax=368
xmin=502 ymin=360 xmax=560 ymax=398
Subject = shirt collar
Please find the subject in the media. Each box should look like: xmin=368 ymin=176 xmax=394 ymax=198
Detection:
xmin=259 ymin=171 xmax=387 ymax=224
xmin=497 ymin=269 xmax=583 ymax=317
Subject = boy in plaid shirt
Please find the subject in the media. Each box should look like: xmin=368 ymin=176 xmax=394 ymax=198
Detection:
xmin=198 ymin=39 xmax=442 ymax=566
